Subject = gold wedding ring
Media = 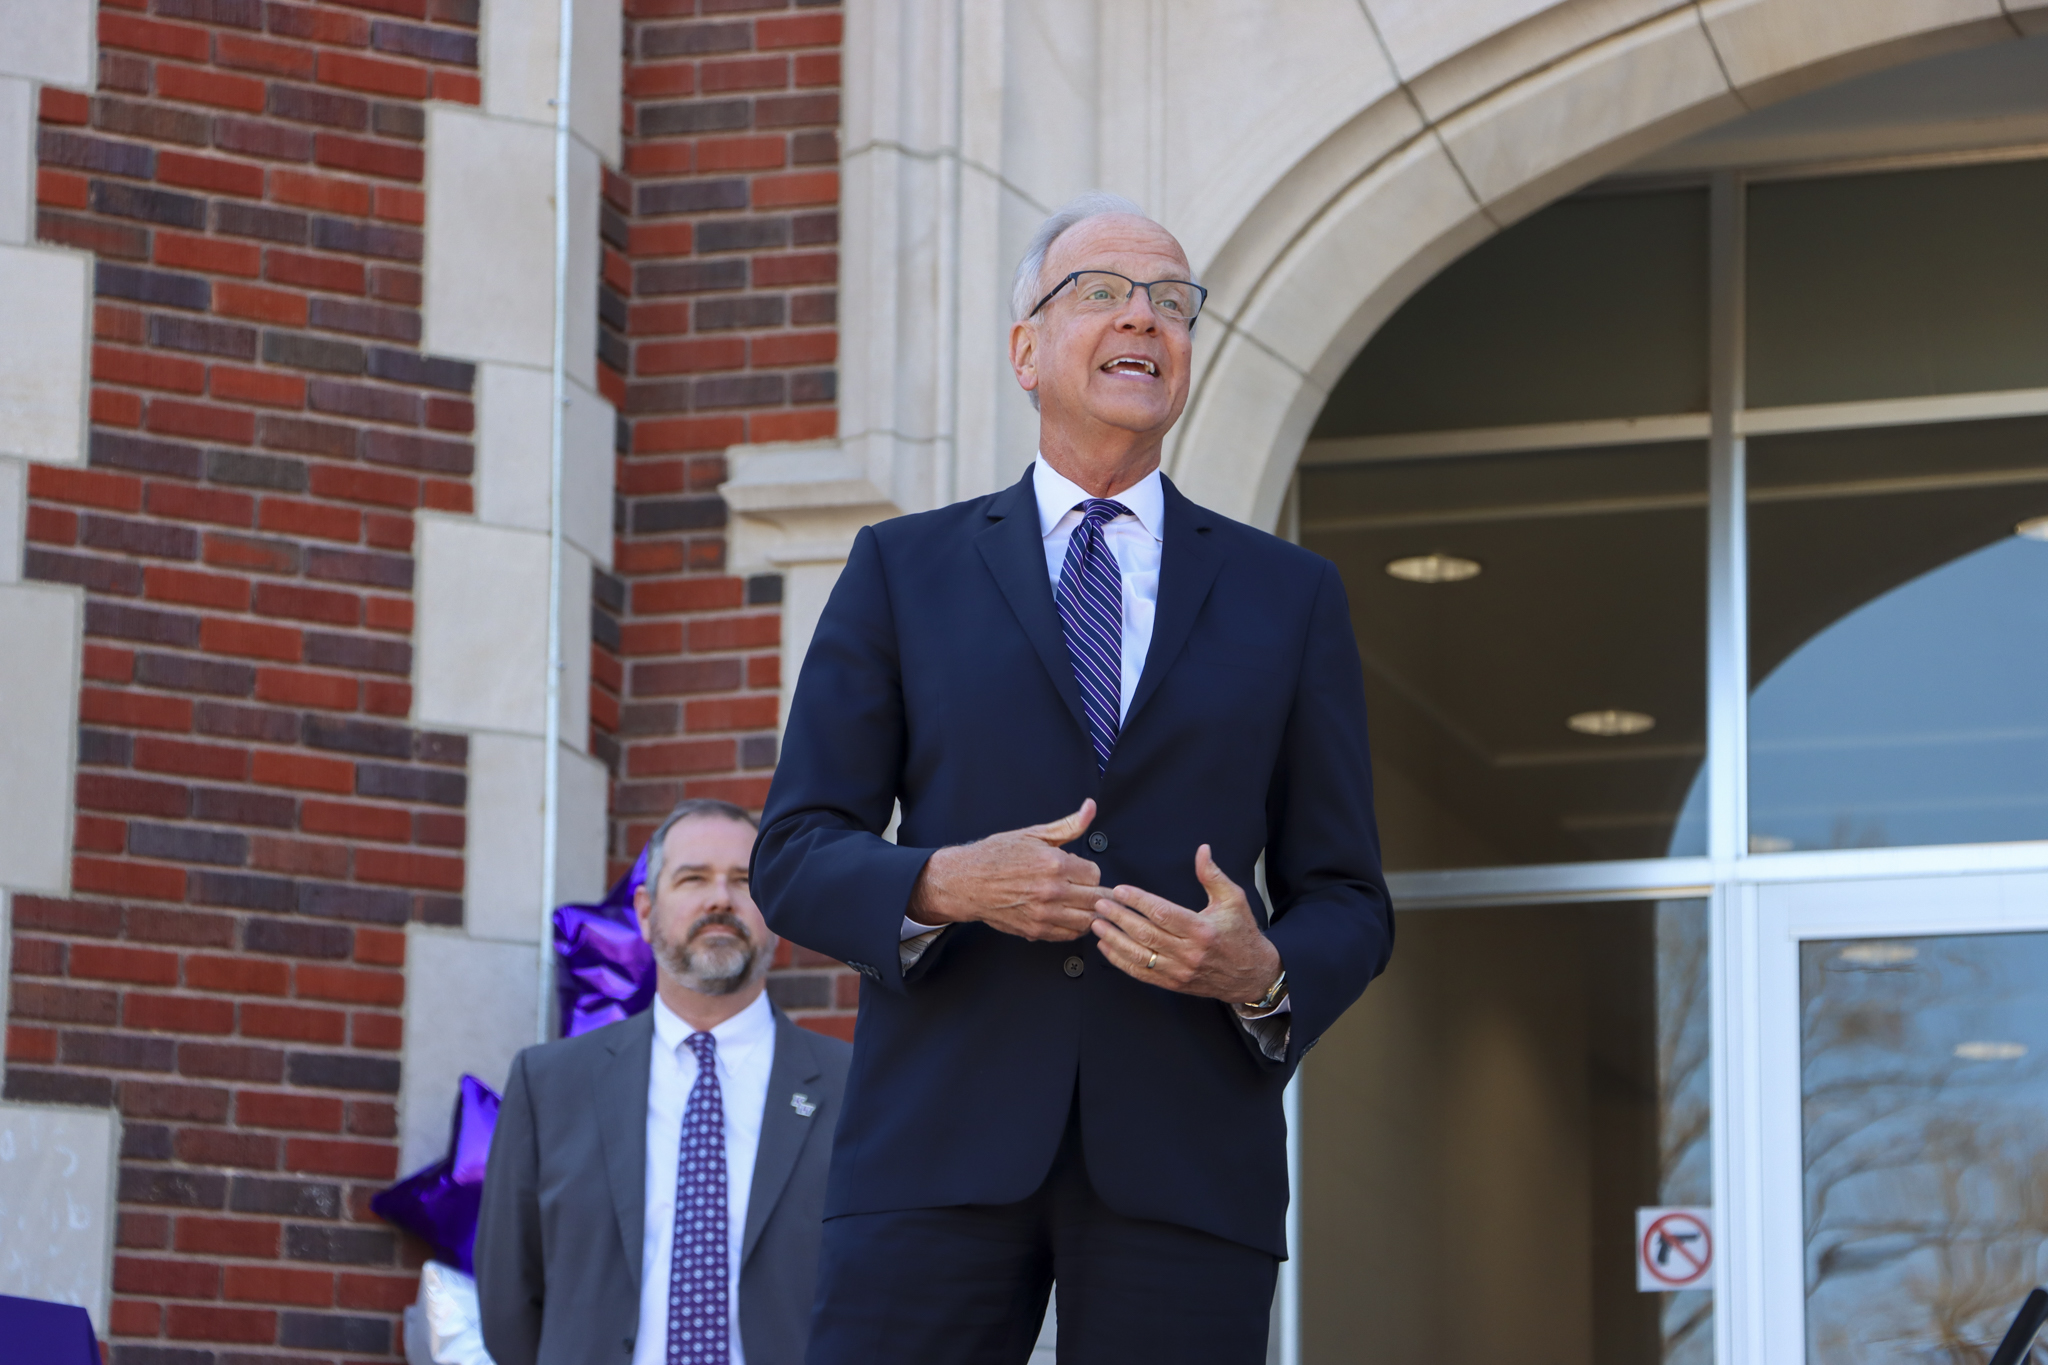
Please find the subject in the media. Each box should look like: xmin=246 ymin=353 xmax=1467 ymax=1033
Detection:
xmin=1145 ymin=951 xmax=1158 ymax=969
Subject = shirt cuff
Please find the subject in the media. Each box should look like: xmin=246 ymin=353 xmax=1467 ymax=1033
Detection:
xmin=1231 ymin=1006 xmax=1290 ymax=1062
xmin=898 ymin=926 xmax=946 ymax=971
xmin=899 ymin=915 xmax=943 ymax=941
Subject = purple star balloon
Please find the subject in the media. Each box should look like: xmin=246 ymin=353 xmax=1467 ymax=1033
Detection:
xmin=370 ymin=1074 xmax=501 ymax=1274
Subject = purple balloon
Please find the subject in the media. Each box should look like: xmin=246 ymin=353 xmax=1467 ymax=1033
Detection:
xmin=553 ymin=848 xmax=656 ymax=1039
xmin=371 ymin=1074 xmax=501 ymax=1275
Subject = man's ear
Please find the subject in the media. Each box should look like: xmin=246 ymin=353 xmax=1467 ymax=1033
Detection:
xmin=633 ymin=885 xmax=655 ymax=944
xmin=1008 ymin=319 xmax=1039 ymax=396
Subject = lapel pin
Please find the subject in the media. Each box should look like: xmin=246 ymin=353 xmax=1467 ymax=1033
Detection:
xmin=790 ymin=1093 xmax=816 ymax=1117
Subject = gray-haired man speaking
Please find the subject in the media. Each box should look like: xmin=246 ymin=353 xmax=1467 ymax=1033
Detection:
xmin=753 ymin=193 xmax=1392 ymax=1363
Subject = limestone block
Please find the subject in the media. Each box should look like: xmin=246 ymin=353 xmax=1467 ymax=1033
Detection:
xmin=424 ymin=108 xmax=554 ymax=369
xmin=417 ymin=517 xmax=549 ymax=736
xmin=0 ymin=1102 xmax=119 ymax=1336
xmin=481 ymin=0 xmax=558 ymax=126
xmin=569 ymin=0 xmax=622 ymax=168
xmin=1157 ymin=0 xmax=1401 ymax=274
xmin=473 ymin=367 xmax=613 ymax=569
xmin=561 ymin=378 xmax=614 ymax=567
xmin=1228 ymin=136 xmax=1485 ymax=384
xmin=1189 ymin=93 xmax=1422 ymax=324
xmin=1436 ymin=8 xmax=1741 ymax=223
xmin=556 ymin=746 xmax=607 ymax=905
xmin=0 ymin=0 xmax=95 ymax=86
xmin=474 ymin=362 xmax=552 ymax=535
xmin=564 ymin=138 xmax=600 ymax=392
xmin=1404 ymin=0 xmax=1686 ymax=124
xmin=0 ymin=76 xmax=32 ymax=245
xmin=397 ymin=930 xmax=538 ymax=1174
xmin=1363 ymin=0 xmax=1565 ymax=81
xmin=462 ymin=733 xmax=609 ymax=944
xmin=559 ymin=544 xmax=591 ymax=753
xmin=464 ymin=732 xmax=548 ymax=943
xmin=0 ymin=456 xmax=24 ymax=582
xmin=1699 ymin=0 xmax=2010 ymax=107
xmin=0 ymin=585 xmax=81 ymax=892
xmin=480 ymin=0 xmax=619 ymax=164
xmin=0 ymin=245 xmax=89 ymax=464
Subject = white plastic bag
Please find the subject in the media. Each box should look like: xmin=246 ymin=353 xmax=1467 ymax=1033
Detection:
xmin=404 ymin=1261 xmax=496 ymax=1365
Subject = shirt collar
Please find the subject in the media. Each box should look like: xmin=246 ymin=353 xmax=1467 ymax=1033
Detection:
xmin=1033 ymin=455 xmax=1164 ymax=543
xmin=651 ymin=987 xmax=775 ymax=1059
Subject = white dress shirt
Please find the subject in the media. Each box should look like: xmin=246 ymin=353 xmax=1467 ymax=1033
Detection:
xmin=634 ymin=990 xmax=777 ymax=1365
xmin=1031 ymin=455 xmax=1165 ymax=724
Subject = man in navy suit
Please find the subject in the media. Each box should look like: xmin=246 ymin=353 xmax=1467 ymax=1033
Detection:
xmin=753 ymin=191 xmax=1392 ymax=1363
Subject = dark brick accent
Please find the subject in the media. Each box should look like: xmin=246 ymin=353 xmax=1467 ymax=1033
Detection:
xmin=285 ymin=1052 xmax=400 ymax=1093
xmin=243 ymin=918 xmax=353 ymax=959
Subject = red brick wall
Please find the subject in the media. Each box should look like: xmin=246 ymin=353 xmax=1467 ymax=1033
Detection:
xmin=605 ymin=0 xmax=856 ymax=1037
xmin=10 ymin=0 xmax=483 ymax=1358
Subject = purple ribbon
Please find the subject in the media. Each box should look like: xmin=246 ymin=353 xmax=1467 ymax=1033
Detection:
xmin=552 ymin=848 xmax=657 ymax=1040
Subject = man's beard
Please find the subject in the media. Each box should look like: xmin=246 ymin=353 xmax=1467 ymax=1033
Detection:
xmin=651 ymin=910 xmax=761 ymax=996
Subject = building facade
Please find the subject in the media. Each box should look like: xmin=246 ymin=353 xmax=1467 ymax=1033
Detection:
xmin=3 ymin=1 xmax=2046 ymax=1361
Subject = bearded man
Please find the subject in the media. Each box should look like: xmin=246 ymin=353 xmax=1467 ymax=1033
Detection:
xmin=476 ymin=799 xmax=853 ymax=1365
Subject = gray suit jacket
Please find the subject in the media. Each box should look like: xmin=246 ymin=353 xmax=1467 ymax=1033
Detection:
xmin=475 ymin=1004 xmax=852 ymax=1365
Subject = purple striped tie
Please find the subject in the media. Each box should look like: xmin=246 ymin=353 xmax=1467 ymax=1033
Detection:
xmin=1055 ymin=499 xmax=1132 ymax=771
xmin=667 ymin=1031 xmax=727 ymax=1365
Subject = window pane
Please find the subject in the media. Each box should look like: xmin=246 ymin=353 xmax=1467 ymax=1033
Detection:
xmin=1304 ymin=899 xmax=1712 ymax=1364
xmin=1746 ymin=417 xmax=2048 ymax=852
xmin=1300 ymin=443 xmax=1707 ymax=870
xmin=1801 ymin=930 xmax=2048 ymax=1362
xmin=1314 ymin=189 xmax=1707 ymax=436
xmin=1748 ymin=159 xmax=2048 ymax=408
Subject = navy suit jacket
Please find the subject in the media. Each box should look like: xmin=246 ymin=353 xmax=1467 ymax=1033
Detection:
xmin=753 ymin=465 xmax=1391 ymax=1257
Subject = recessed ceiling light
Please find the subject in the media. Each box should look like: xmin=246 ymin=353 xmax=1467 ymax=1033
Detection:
xmin=1384 ymin=554 xmax=1481 ymax=584
xmin=1838 ymin=942 xmax=1916 ymax=967
xmin=2017 ymin=516 xmax=2048 ymax=541
xmin=1566 ymin=709 xmax=1655 ymax=737
xmin=1954 ymin=1040 xmax=2027 ymax=1062
xmin=1749 ymin=834 xmax=1794 ymax=854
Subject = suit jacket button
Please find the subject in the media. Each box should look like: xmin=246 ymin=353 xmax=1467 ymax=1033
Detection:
xmin=1063 ymin=955 xmax=1085 ymax=978
xmin=1086 ymin=830 xmax=1109 ymax=853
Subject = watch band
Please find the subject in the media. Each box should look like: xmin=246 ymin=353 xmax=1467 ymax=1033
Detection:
xmin=1244 ymin=969 xmax=1287 ymax=1012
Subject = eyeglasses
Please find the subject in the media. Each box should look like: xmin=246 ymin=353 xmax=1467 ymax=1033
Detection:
xmin=1028 ymin=270 xmax=1207 ymax=327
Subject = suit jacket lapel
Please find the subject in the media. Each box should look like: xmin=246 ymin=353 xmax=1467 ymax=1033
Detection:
xmin=595 ymin=1010 xmax=655 ymax=1286
xmin=975 ymin=466 xmax=1091 ymax=742
xmin=1125 ymin=475 xmax=1224 ymax=730
xmin=740 ymin=1010 xmax=826 ymax=1267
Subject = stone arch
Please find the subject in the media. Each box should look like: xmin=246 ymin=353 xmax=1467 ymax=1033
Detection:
xmin=1162 ymin=0 xmax=2039 ymax=529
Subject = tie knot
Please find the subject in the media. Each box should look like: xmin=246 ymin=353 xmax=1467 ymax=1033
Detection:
xmin=1077 ymin=498 xmax=1131 ymax=528
xmin=685 ymin=1031 xmax=716 ymax=1066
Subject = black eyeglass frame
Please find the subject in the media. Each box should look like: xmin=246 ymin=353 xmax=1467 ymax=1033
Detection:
xmin=1027 ymin=270 xmax=1209 ymax=328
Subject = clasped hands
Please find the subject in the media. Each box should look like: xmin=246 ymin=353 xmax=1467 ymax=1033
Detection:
xmin=905 ymin=799 xmax=1281 ymax=1004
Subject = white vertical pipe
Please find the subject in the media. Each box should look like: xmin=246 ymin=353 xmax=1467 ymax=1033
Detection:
xmin=1279 ymin=1069 xmax=1302 ymax=1365
xmin=537 ymin=0 xmax=574 ymax=1044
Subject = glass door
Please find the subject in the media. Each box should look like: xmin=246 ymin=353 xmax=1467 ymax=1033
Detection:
xmin=1755 ymin=872 xmax=2048 ymax=1364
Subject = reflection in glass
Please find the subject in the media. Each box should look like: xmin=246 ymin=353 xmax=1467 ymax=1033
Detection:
xmin=1801 ymin=931 xmax=2048 ymax=1363
xmin=1300 ymin=444 xmax=1707 ymax=869
xmin=1746 ymin=418 xmax=2048 ymax=852
xmin=1302 ymin=900 xmax=1712 ymax=1363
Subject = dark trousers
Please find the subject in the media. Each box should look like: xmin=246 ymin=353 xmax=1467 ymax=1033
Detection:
xmin=807 ymin=1108 xmax=1279 ymax=1365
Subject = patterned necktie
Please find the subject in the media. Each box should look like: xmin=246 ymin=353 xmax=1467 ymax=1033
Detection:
xmin=668 ymin=1032 xmax=727 ymax=1365
xmin=1055 ymin=499 xmax=1132 ymax=771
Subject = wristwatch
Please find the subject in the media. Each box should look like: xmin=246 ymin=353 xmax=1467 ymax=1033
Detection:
xmin=1243 ymin=969 xmax=1287 ymax=1012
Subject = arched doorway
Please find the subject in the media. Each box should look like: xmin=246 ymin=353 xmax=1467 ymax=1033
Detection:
xmin=1280 ymin=32 xmax=2048 ymax=1365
